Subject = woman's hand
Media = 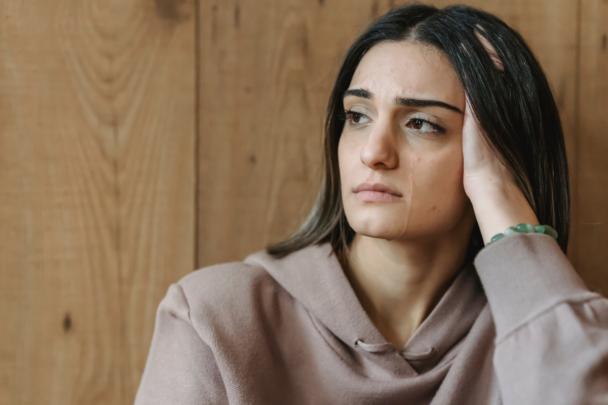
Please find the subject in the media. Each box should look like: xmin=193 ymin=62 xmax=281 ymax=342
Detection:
xmin=462 ymin=97 xmax=539 ymax=244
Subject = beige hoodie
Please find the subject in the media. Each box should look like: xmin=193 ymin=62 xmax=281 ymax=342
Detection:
xmin=134 ymin=233 xmax=608 ymax=404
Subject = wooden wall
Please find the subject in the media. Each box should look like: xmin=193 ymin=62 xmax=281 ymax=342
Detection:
xmin=0 ymin=0 xmax=605 ymax=403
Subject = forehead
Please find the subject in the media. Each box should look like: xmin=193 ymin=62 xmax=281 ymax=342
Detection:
xmin=349 ymin=41 xmax=464 ymax=108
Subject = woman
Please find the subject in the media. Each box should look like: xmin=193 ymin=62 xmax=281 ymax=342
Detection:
xmin=135 ymin=4 xmax=608 ymax=404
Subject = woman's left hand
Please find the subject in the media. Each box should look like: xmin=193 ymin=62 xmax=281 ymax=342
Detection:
xmin=461 ymin=97 xmax=539 ymax=244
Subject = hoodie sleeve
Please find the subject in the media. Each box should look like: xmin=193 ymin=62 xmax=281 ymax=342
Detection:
xmin=134 ymin=283 xmax=228 ymax=405
xmin=473 ymin=232 xmax=608 ymax=405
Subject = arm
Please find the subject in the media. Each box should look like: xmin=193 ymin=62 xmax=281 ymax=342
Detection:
xmin=462 ymin=99 xmax=608 ymax=404
xmin=475 ymin=233 xmax=608 ymax=405
xmin=134 ymin=284 xmax=228 ymax=405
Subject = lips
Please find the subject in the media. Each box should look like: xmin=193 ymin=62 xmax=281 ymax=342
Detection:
xmin=353 ymin=182 xmax=402 ymax=197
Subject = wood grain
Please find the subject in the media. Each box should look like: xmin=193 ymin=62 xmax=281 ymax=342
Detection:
xmin=576 ymin=0 xmax=608 ymax=296
xmin=197 ymin=0 xmax=373 ymax=266
xmin=0 ymin=1 xmax=195 ymax=404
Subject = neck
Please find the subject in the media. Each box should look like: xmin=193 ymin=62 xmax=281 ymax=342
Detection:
xmin=341 ymin=215 xmax=475 ymax=350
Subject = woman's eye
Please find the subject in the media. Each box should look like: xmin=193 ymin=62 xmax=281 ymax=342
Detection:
xmin=344 ymin=110 xmax=369 ymax=125
xmin=406 ymin=118 xmax=441 ymax=133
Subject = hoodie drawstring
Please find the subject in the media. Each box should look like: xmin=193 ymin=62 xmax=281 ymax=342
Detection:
xmin=354 ymin=340 xmax=395 ymax=353
xmin=355 ymin=339 xmax=437 ymax=360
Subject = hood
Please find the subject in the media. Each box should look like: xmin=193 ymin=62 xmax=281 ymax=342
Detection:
xmin=244 ymin=242 xmax=487 ymax=372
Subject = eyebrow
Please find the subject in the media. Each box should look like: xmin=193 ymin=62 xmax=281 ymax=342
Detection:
xmin=343 ymin=88 xmax=463 ymax=114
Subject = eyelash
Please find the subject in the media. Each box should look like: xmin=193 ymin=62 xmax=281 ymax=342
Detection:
xmin=339 ymin=110 xmax=366 ymax=124
xmin=408 ymin=118 xmax=446 ymax=134
xmin=340 ymin=110 xmax=446 ymax=134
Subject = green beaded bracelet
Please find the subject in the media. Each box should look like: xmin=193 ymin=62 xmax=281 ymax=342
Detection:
xmin=486 ymin=223 xmax=558 ymax=246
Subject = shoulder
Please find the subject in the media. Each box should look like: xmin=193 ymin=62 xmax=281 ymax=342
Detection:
xmin=177 ymin=259 xmax=279 ymax=306
xmin=178 ymin=259 xmax=269 ymax=294
xmin=172 ymin=259 xmax=289 ymax=333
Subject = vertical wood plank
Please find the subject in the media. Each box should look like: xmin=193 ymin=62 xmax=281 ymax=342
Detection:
xmin=197 ymin=0 xmax=375 ymax=266
xmin=0 ymin=1 xmax=195 ymax=404
xmin=577 ymin=0 xmax=608 ymax=295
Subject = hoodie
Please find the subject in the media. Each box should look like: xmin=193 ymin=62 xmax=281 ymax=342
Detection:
xmin=134 ymin=233 xmax=608 ymax=404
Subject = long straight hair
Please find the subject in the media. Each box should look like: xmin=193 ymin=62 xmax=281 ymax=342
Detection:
xmin=266 ymin=4 xmax=570 ymax=259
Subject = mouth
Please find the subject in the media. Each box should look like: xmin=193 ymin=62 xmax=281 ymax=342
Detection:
xmin=353 ymin=182 xmax=403 ymax=202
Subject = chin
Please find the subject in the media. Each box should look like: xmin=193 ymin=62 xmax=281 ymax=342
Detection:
xmin=357 ymin=230 xmax=403 ymax=241
xmin=348 ymin=216 xmax=407 ymax=241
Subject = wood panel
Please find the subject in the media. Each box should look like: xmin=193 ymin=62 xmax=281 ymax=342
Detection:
xmin=0 ymin=0 xmax=605 ymax=404
xmin=0 ymin=1 xmax=195 ymax=404
xmin=577 ymin=0 xmax=608 ymax=296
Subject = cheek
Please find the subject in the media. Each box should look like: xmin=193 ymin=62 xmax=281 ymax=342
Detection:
xmin=410 ymin=144 xmax=463 ymax=182
xmin=411 ymin=146 xmax=467 ymax=218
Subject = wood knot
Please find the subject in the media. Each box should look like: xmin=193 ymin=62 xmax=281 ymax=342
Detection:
xmin=63 ymin=313 xmax=72 ymax=333
xmin=154 ymin=0 xmax=189 ymax=22
xmin=234 ymin=5 xmax=240 ymax=28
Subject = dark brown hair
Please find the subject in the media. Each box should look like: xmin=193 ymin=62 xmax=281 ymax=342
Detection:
xmin=266 ymin=4 xmax=570 ymax=259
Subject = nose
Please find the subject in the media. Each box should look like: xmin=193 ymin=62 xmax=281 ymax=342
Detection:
xmin=360 ymin=117 xmax=399 ymax=170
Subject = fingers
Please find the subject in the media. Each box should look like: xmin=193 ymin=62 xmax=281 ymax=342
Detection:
xmin=463 ymin=96 xmax=482 ymax=141
xmin=474 ymin=25 xmax=504 ymax=71
xmin=462 ymin=95 xmax=497 ymax=174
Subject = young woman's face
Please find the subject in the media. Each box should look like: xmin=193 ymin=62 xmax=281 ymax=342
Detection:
xmin=338 ymin=41 xmax=473 ymax=241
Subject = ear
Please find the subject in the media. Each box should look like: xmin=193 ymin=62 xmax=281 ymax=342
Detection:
xmin=474 ymin=25 xmax=505 ymax=72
